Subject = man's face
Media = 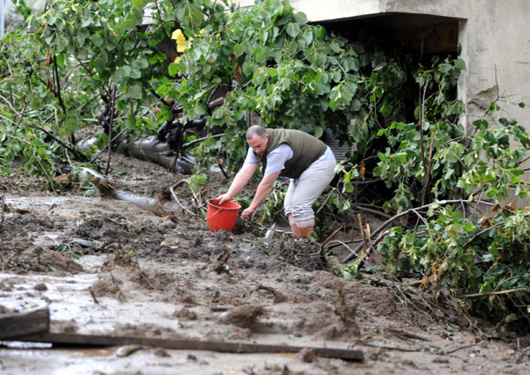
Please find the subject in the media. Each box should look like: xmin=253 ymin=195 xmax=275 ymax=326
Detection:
xmin=247 ymin=134 xmax=269 ymax=156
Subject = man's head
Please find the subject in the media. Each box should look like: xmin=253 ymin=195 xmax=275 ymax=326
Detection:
xmin=246 ymin=125 xmax=269 ymax=156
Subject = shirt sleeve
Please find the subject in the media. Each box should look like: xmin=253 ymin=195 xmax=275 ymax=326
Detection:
xmin=244 ymin=147 xmax=260 ymax=164
xmin=264 ymin=144 xmax=293 ymax=175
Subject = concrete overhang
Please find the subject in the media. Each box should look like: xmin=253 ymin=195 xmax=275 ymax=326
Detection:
xmin=232 ymin=0 xmax=465 ymax=53
xmin=233 ymin=0 xmax=464 ymax=23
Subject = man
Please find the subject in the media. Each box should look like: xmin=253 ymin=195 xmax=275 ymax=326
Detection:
xmin=216 ymin=125 xmax=337 ymax=239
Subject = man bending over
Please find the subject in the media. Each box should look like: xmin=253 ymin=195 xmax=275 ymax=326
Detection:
xmin=216 ymin=125 xmax=337 ymax=239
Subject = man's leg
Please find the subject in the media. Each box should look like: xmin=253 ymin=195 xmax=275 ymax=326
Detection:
xmin=288 ymin=156 xmax=336 ymax=238
xmin=287 ymin=213 xmax=302 ymax=239
xmin=284 ymin=180 xmax=302 ymax=238
xmin=297 ymin=218 xmax=315 ymax=238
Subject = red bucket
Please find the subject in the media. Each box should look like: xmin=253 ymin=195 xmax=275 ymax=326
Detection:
xmin=206 ymin=199 xmax=241 ymax=232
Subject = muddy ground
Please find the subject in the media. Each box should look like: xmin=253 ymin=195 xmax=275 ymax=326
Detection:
xmin=1 ymin=154 xmax=529 ymax=375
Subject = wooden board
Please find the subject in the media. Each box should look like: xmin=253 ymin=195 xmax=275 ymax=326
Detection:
xmin=16 ymin=332 xmax=364 ymax=362
xmin=0 ymin=308 xmax=50 ymax=340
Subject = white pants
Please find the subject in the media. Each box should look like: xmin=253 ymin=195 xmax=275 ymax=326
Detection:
xmin=284 ymin=150 xmax=337 ymax=222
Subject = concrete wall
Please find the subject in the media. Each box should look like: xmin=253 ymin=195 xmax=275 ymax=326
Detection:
xmin=234 ymin=0 xmax=530 ymax=128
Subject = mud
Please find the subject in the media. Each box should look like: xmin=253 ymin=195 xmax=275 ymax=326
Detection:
xmin=1 ymin=154 xmax=529 ymax=374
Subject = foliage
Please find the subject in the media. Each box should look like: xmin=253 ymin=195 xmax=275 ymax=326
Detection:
xmin=0 ymin=0 xmax=227 ymax=176
xmin=169 ymin=0 xmax=408 ymax=171
xmin=378 ymin=200 xmax=530 ymax=326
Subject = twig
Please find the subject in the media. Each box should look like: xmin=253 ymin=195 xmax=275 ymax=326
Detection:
xmin=357 ymin=214 xmax=369 ymax=252
xmin=422 ymin=132 xmax=436 ymax=206
xmin=20 ymin=123 xmax=80 ymax=157
xmin=256 ymin=284 xmax=288 ymax=303
xmin=182 ymin=133 xmax=224 ymax=149
xmin=462 ymin=222 xmax=504 ymax=249
xmin=321 ymin=225 xmax=344 ymax=249
xmin=89 ymin=128 xmax=128 ymax=164
xmin=0 ymin=193 xmax=5 ymax=235
xmin=169 ymin=179 xmax=198 ymax=216
xmin=443 ymin=343 xmax=479 ymax=354
xmin=316 ymin=187 xmax=337 ymax=214
xmin=359 ymin=342 xmax=428 ymax=353
xmin=463 ymin=288 xmax=527 ymax=298
xmin=357 ymin=205 xmax=391 ymax=219
xmin=324 ymin=240 xmax=360 ymax=258
xmin=214 ymin=158 xmax=230 ymax=179
xmin=384 ymin=327 xmax=430 ymax=341
xmin=89 ymin=287 xmax=99 ymax=304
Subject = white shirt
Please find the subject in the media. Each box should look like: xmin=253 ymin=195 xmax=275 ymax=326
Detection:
xmin=244 ymin=143 xmax=334 ymax=176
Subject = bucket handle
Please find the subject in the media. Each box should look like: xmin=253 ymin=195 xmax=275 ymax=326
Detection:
xmin=207 ymin=207 xmax=223 ymax=219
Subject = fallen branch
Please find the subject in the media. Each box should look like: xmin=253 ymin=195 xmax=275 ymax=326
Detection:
xmin=342 ymin=199 xmax=486 ymax=263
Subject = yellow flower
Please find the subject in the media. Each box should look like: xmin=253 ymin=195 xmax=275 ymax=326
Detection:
xmin=171 ymin=28 xmax=182 ymax=40
xmin=171 ymin=29 xmax=188 ymax=52
xmin=174 ymin=56 xmax=180 ymax=63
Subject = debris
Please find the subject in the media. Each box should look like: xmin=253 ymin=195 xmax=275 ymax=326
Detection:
xmin=115 ymin=344 xmax=144 ymax=357
xmin=384 ymin=327 xmax=430 ymax=342
xmin=213 ymin=247 xmax=231 ymax=274
xmin=218 ymin=305 xmax=265 ymax=328
xmin=0 ymin=308 xmax=49 ymax=340
xmin=296 ymin=348 xmax=319 ymax=363
xmin=256 ymin=285 xmax=288 ymax=303
xmin=174 ymin=307 xmax=198 ymax=320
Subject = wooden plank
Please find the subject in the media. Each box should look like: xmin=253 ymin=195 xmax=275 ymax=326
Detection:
xmin=0 ymin=308 xmax=50 ymax=340
xmin=16 ymin=332 xmax=364 ymax=361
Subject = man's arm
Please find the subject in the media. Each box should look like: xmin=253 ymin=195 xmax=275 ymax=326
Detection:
xmin=217 ymin=162 xmax=259 ymax=205
xmin=241 ymin=170 xmax=281 ymax=219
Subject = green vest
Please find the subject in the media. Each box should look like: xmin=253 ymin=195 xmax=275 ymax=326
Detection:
xmin=256 ymin=129 xmax=327 ymax=179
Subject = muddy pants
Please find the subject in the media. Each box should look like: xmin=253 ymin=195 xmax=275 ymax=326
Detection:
xmin=283 ymin=148 xmax=337 ymax=222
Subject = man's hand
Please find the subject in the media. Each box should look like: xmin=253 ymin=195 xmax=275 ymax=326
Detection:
xmin=216 ymin=194 xmax=232 ymax=206
xmin=241 ymin=206 xmax=256 ymax=219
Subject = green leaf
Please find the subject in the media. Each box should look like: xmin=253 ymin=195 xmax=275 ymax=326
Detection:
xmin=293 ymin=12 xmax=307 ymax=25
xmin=94 ymin=52 xmax=109 ymax=75
xmin=119 ymin=65 xmax=131 ymax=78
xmin=130 ymin=68 xmax=141 ymax=79
xmin=255 ymin=52 xmax=267 ymax=63
xmin=314 ymin=125 xmax=323 ymax=139
xmin=286 ymin=23 xmax=300 ymax=38
xmin=168 ymin=62 xmax=179 ymax=76
xmin=132 ymin=0 xmax=148 ymax=10
xmin=315 ymin=26 xmax=325 ymax=39
xmin=126 ymin=83 xmax=143 ymax=100
xmin=92 ymin=33 xmax=104 ymax=47
xmin=233 ymin=43 xmax=244 ymax=58
xmin=454 ymin=58 xmax=466 ymax=71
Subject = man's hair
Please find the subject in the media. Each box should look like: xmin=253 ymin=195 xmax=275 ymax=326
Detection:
xmin=246 ymin=125 xmax=268 ymax=140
